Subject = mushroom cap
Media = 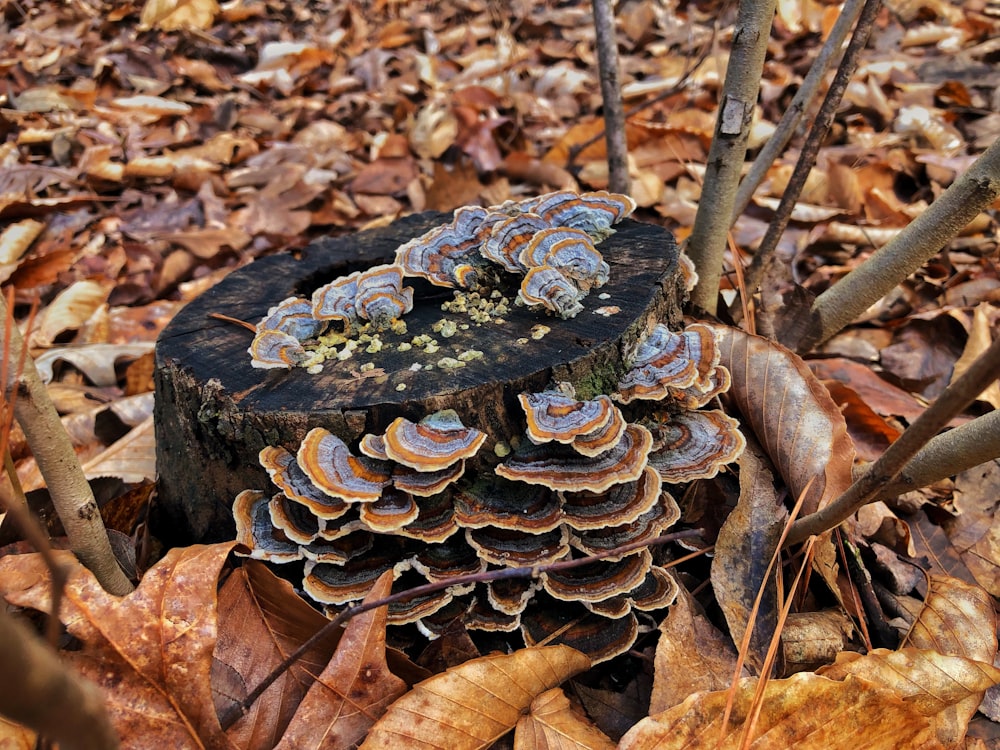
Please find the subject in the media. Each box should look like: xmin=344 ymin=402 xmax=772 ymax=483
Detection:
xmin=521 ymin=596 xmax=639 ymax=664
xmin=616 ymin=323 xmax=720 ymax=403
xmin=383 ymin=409 xmax=487 ymax=471
xmin=358 ymin=488 xmax=420 ymax=532
xmin=560 ymin=465 xmax=663 ymax=531
xmin=487 ymin=578 xmax=541 ymax=616
xmin=387 ymin=587 xmax=454 ymax=625
xmin=569 ymin=500 xmax=679 ymax=561
xmin=465 ymin=599 xmax=522 ymax=632
xmin=411 ymin=538 xmax=487 ymax=582
xmin=671 ymin=364 xmax=732 ymax=410
xmin=358 ymin=433 xmax=390 ymax=461
xmin=678 ymin=252 xmax=699 ymax=293
xmin=395 ymin=208 xmax=486 ymax=287
xmin=268 ymin=494 xmax=320 ymax=545
xmin=452 ymin=476 xmax=563 ymax=533
xmin=495 ymin=423 xmax=653 ymax=494
xmin=259 ymin=445 xmax=351 ymax=520
xmin=583 ymin=597 xmax=632 ymax=619
xmin=297 ymin=427 xmax=392 ymax=502
xmin=542 ymin=236 xmax=610 ymax=292
xmin=481 ymin=213 xmax=548 ymax=273
xmin=258 ymin=296 xmax=325 ymax=340
xmin=542 ymin=549 xmax=653 ymax=603
xmin=416 ymin=598 xmax=475 ymax=639
xmin=303 ymin=553 xmax=394 ymax=605
xmin=518 ymin=391 xmax=616 ymax=446
xmin=628 ymin=566 xmax=679 ymax=612
xmin=518 ymin=265 xmax=584 ymax=319
xmin=526 ymin=190 xmax=637 ymax=234
xmin=572 ymin=406 xmax=628 ymax=457
xmin=301 ymin=531 xmax=375 ymax=564
xmin=354 ymin=264 xmax=414 ymax=328
xmin=249 ymin=329 xmax=307 ymax=370
xmin=518 ymin=227 xmax=595 ymax=270
xmin=465 ymin=526 xmax=571 ymax=567
xmin=392 ymin=461 xmax=466 ymax=497
xmin=312 ymin=271 xmax=360 ymax=324
xmin=646 ymin=408 xmax=745 ymax=483
xmin=395 ymin=491 xmax=459 ymax=543
xmin=233 ymin=490 xmax=303 ymax=563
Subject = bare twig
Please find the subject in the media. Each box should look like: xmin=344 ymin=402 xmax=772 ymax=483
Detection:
xmin=591 ymin=0 xmax=630 ymax=193
xmin=0 ymin=293 xmax=133 ymax=595
xmin=785 ymin=333 xmax=1000 ymax=545
xmin=687 ymin=0 xmax=779 ymax=314
xmin=219 ymin=528 xmax=702 ymax=729
xmin=729 ymin=0 xmax=867 ymax=222
xmin=0 ymin=608 xmax=119 ymax=750
xmin=739 ymin=0 xmax=882 ymax=321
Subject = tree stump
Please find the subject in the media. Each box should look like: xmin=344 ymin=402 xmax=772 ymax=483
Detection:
xmin=154 ymin=212 xmax=682 ymax=544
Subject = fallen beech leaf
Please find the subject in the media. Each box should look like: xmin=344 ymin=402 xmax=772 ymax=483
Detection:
xmin=514 ymin=688 xmax=615 ymax=750
xmin=0 ymin=218 xmax=43 ymax=283
xmin=711 ymin=443 xmax=788 ymax=674
xmin=34 ymin=343 xmax=155 ymax=386
xmin=952 ymin=303 xmax=1000 ymax=409
xmin=359 ymin=645 xmax=591 ymax=749
xmin=905 ymin=575 xmax=998 ymax=747
xmin=709 ymin=324 xmax=856 ymax=516
xmin=31 ymin=279 xmax=109 ymax=348
xmin=619 ymin=673 xmax=939 ymax=749
xmin=651 ymin=583 xmax=744 ymax=713
xmin=139 ymin=0 xmax=220 ymax=31
xmin=80 ymin=415 xmax=156 ymax=483
xmin=0 ymin=544 xmax=237 ymax=749
xmin=277 ymin=571 xmax=406 ymax=749
xmin=818 ymin=648 xmax=1000 ymax=717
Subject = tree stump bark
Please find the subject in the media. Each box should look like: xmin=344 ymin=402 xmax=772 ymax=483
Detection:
xmin=154 ymin=212 xmax=682 ymax=543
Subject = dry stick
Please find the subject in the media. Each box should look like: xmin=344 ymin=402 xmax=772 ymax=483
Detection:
xmin=803 ymin=134 xmax=1000 ymax=350
xmin=0 ymin=295 xmax=133 ymax=596
xmin=786 ymin=333 xmax=1000 ymax=546
xmin=591 ymin=0 xmax=630 ymax=194
xmin=219 ymin=528 xmax=702 ymax=729
xmin=687 ymin=0 xmax=779 ymax=314
xmin=729 ymin=0 xmax=866 ymax=223
xmin=0 ymin=609 xmax=119 ymax=750
xmin=875 ymin=409 xmax=1000 ymax=501
xmin=739 ymin=0 xmax=882 ymax=323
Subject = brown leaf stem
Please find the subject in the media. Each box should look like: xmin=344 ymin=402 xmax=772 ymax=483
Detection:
xmin=739 ymin=0 xmax=882 ymax=321
xmin=220 ymin=528 xmax=702 ymax=729
xmin=591 ymin=0 xmax=630 ymax=194
xmin=786 ymin=333 xmax=1000 ymax=545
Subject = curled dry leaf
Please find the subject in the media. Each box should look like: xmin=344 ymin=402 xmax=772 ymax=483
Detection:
xmin=277 ymin=570 xmax=407 ymax=750
xmin=707 ymin=324 xmax=856 ymax=516
xmin=904 ymin=575 xmax=998 ymax=747
xmin=514 ymin=687 xmax=615 ymax=750
xmin=359 ymin=645 xmax=591 ymax=750
xmin=817 ymin=647 xmax=1000 ymax=718
xmin=620 ymin=673 xmax=940 ymax=750
xmin=0 ymin=544 xmax=237 ymax=749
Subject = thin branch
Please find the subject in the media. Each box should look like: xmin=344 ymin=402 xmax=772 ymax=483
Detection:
xmin=785 ymin=333 xmax=1000 ymax=545
xmin=0 ymin=294 xmax=133 ymax=596
xmin=800 ymin=134 xmax=1000 ymax=350
xmin=739 ymin=0 xmax=882 ymax=319
xmin=591 ymin=0 xmax=630 ymax=194
xmin=219 ymin=528 xmax=702 ymax=729
xmin=729 ymin=0 xmax=866 ymax=222
xmin=687 ymin=0 xmax=779 ymax=314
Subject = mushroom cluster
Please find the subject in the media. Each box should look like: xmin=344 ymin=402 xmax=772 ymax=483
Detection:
xmin=234 ymin=319 xmax=745 ymax=662
xmin=248 ymin=190 xmax=634 ymax=369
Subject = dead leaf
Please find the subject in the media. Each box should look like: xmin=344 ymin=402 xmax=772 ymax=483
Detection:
xmin=277 ymin=571 xmax=406 ymax=749
xmin=514 ymin=688 xmax=615 ymax=750
xmin=31 ymin=280 xmax=110 ymax=348
xmin=0 ymin=544 xmax=238 ymax=749
xmin=951 ymin=303 xmax=1000 ymax=409
xmin=711 ymin=443 xmax=788 ymax=674
xmin=80 ymin=415 xmax=156 ymax=483
xmin=360 ymin=645 xmax=591 ymax=749
xmin=0 ymin=219 xmax=44 ymax=284
xmin=139 ymin=0 xmax=220 ymax=31
xmin=709 ymin=324 xmax=856 ymax=516
xmin=620 ymin=673 xmax=940 ymax=749
xmin=34 ymin=343 xmax=155 ymax=387
xmin=651 ymin=583 xmax=745 ymax=714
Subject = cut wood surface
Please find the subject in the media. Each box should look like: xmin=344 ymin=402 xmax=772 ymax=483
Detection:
xmin=154 ymin=213 xmax=681 ymax=542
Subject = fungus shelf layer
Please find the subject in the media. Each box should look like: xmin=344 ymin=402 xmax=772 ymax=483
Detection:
xmin=155 ymin=211 xmax=683 ymax=544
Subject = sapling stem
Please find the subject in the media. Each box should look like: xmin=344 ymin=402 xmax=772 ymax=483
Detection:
xmin=591 ymin=0 xmax=630 ymax=194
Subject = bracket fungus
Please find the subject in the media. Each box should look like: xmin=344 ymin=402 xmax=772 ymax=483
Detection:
xmin=227 ymin=193 xmax=746 ymax=664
